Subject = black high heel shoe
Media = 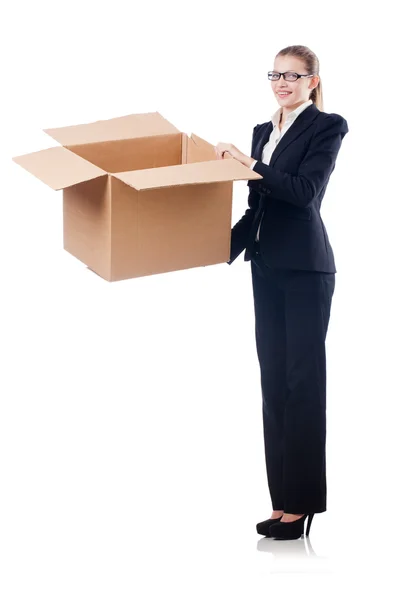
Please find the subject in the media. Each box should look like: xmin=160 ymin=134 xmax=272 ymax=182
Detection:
xmin=268 ymin=513 xmax=314 ymax=540
xmin=256 ymin=516 xmax=283 ymax=536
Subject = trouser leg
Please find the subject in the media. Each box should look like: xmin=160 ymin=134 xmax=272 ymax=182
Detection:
xmin=250 ymin=257 xmax=287 ymax=510
xmin=282 ymin=270 xmax=335 ymax=514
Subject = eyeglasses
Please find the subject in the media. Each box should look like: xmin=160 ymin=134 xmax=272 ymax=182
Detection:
xmin=268 ymin=71 xmax=315 ymax=82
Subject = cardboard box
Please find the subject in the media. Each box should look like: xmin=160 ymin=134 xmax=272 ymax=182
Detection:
xmin=12 ymin=112 xmax=262 ymax=281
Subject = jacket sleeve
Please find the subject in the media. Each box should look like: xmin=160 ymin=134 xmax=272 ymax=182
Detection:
xmin=247 ymin=113 xmax=349 ymax=209
xmin=227 ymin=125 xmax=262 ymax=265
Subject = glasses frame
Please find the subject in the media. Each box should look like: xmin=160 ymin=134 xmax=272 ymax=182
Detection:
xmin=267 ymin=71 xmax=315 ymax=82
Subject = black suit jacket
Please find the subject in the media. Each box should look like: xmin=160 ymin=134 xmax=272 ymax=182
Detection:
xmin=227 ymin=103 xmax=349 ymax=273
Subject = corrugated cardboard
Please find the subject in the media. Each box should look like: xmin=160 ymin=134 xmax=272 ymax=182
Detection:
xmin=12 ymin=112 xmax=262 ymax=281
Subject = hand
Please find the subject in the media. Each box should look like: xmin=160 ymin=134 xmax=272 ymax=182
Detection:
xmin=214 ymin=142 xmax=242 ymax=161
xmin=214 ymin=143 xmax=253 ymax=168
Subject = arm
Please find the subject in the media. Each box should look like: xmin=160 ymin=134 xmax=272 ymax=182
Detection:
xmin=227 ymin=186 xmax=261 ymax=264
xmin=248 ymin=114 xmax=349 ymax=209
xmin=227 ymin=125 xmax=261 ymax=265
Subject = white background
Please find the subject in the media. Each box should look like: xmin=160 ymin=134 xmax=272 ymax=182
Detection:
xmin=1 ymin=0 xmax=396 ymax=597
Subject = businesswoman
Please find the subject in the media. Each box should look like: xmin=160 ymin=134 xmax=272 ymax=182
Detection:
xmin=214 ymin=45 xmax=348 ymax=540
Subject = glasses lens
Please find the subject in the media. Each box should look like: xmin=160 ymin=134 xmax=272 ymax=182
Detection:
xmin=268 ymin=72 xmax=279 ymax=80
xmin=285 ymin=72 xmax=298 ymax=81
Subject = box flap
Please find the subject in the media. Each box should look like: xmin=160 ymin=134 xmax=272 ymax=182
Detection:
xmin=43 ymin=112 xmax=180 ymax=146
xmin=186 ymin=133 xmax=218 ymax=163
xmin=190 ymin=133 xmax=218 ymax=154
xmin=12 ymin=146 xmax=107 ymax=190
xmin=113 ymin=159 xmax=262 ymax=191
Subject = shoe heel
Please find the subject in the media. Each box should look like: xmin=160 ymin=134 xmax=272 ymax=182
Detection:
xmin=305 ymin=513 xmax=314 ymax=537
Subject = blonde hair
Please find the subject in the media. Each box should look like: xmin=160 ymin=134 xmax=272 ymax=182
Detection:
xmin=276 ymin=45 xmax=323 ymax=112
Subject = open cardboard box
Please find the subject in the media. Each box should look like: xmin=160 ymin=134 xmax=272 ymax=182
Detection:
xmin=12 ymin=112 xmax=262 ymax=282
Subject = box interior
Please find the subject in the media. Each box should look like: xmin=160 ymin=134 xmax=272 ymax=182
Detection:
xmin=64 ymin=132 xmax=213 ymax=174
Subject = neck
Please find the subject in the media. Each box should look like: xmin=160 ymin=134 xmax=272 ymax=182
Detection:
xmin=280 ymin=99 xmax=310 ymax=124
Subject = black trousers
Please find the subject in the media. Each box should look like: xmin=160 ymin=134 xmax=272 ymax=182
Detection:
xmin=250 ymin=241 xmax=335 ymax=514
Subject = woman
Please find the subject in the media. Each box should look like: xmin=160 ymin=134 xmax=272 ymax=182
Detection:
xmin=214 ymin=45 xmax=348 ymax=540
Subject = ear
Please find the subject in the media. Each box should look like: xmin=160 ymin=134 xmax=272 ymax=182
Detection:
xmin=309 ymin=75 xmax=320 ymax=90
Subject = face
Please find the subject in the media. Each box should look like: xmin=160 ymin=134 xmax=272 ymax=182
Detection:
xmin=271 ymin=55 xmax=319 ymax=111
